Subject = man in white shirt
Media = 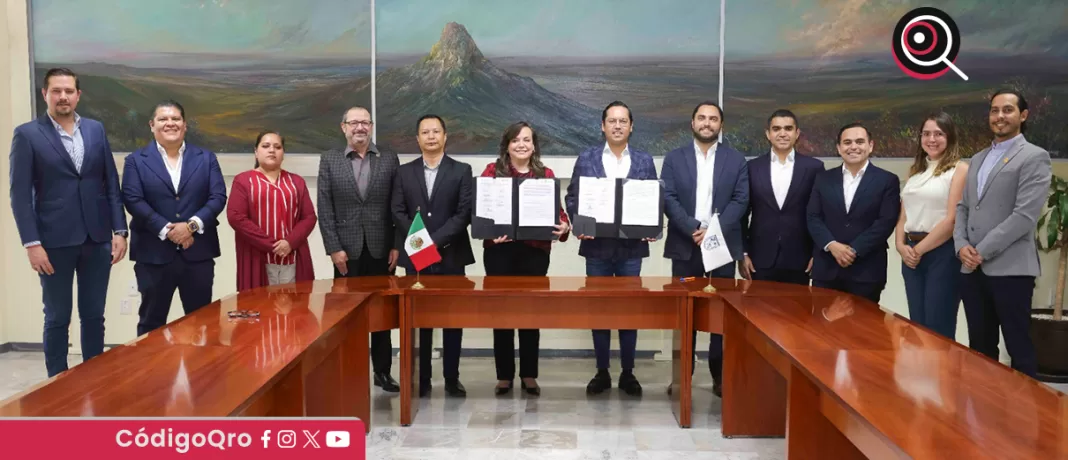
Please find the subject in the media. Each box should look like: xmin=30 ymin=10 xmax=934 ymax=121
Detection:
xmin=807 ymin=123 xmax=900 ymax=303
xmin=565 ymin=101 xmax=658 ymax=397
xmin=661 ymin=101 xmax=749 ymax=397
xmin=9 ymin=68 xmax=128 ymax=376
xmin=122 ymin=100 xmax=227 ymax=336
xmin=740 ymin=110 xmax=825 ymax=285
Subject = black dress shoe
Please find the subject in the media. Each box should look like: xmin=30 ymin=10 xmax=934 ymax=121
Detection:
xmin=495 ymin=381 xmax=513 ymax=396
xmin=374 ymin=373 xmax=400 ymax=393
xmin=712 ymin=381 xmax=722 ymax=398
xmin=419 ymin=381 xmax=432 ymax=397
xmin=618 ymin=372 xmax=643 ymax=396
xmin=521 ymin=380 xmax=540 ymax=396
xmin=444 ymin=379 xmax=467 ymax=397
xmin=586 ymin=369 xmax=612 ymax=395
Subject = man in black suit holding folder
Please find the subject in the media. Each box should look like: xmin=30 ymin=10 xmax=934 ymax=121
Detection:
xmin=391 ymin=114 xmax=474 ymax=397
xmin=661 ymin=101 xmax=749 ymax=397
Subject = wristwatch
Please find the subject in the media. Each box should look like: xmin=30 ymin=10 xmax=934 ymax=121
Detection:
xmin=187 ymin=219 xmax=201 ymax=233
xmin=114 ymin=230 xmax=128 ymax=238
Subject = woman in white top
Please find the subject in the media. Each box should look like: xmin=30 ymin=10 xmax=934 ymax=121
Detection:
xmin=895 ymin=112 xmax=969 ymax=340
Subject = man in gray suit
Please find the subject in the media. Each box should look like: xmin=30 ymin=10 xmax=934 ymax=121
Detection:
xmin=318 ymin=106 xmax=402 ymax=391
xmin=954 ymin=89 xmax=1051 ymax=378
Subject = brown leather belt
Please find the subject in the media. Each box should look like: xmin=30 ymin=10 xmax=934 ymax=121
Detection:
xmin=906 ymin=232 xmax=928 ymax=243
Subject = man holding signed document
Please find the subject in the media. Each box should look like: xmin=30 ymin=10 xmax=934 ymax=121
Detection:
xmin=565 ymin=101 xmax=659 ymax=397
xmin=661 ymin=101 xmax=749 ymax=398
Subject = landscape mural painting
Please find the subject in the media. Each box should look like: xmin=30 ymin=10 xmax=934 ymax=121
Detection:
xmin=373 ymin=0 xmax=722 ymax=155
xmin=722 ymin=0 xmax=1068 ymax=158
xmin=30 ymin=0 xmax=373 ymax=153
xmin=29 ymin=0 xmax=1068 ymax=157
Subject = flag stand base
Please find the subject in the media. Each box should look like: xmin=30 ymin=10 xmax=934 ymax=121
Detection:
xmin=702 ymin=284 xmax=716 ymax=293
xmin=411 ymin=281 xmax=425 ymax=290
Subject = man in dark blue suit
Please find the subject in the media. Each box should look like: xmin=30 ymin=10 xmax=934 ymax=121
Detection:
xmin=740 ymin=110 xmax=824 ymax=285
xmin=9 ymin=68 xmax=128 ymax=377
xmin=566 ymin=101 xmax=658 ymax=397
xmin=122 ymin=100 xmax=227 ymax=336
xmin=392 ymin=114 xmax=473 ymax=398
xmin=807 ymin=122 xmax=900 ymax=303
xmin=661 ymin=101 xmax=748 ymax=397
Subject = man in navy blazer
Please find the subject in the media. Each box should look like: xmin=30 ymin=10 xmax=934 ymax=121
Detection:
xmin=661 ymin=101 xmax=748 ymax=397
xmin=9 ymin=68 xmax=128 ymax=377
xmin=807 ymin=122 xmax=900 ymax=303
xmin=565 ymin=101 xmax=657 ymax=397
xmin=122 ymin=101 xmax=227 ymax=336
xmin=740 ymin=109 xmax=824 ymax=285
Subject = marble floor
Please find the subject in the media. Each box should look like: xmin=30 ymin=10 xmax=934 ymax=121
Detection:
xmin=2 ymin=351 xmax=782 ymax=459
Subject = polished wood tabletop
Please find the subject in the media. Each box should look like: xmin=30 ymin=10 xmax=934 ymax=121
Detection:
xmin=0 ymin=284 xmax=375 ymax=417
xmin=716 ymin=280 xmax=1068 ymax=459
xmin=401 ymin=274 xmax=715 ymax=295
xmin=2 ymin=275 xmax=1066 ymax=459
xmin=397 ymin=276 xmax=705 ymax=428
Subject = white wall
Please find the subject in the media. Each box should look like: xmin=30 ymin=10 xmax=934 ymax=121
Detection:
xmin=1 ymin=0 xmax=33 ymax=347
xmin=2 ymin=0 xmax=1066 ymax=355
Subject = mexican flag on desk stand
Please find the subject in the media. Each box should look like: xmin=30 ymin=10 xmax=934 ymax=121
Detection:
xmin=405 ymin=210 xmax=441 ymax=272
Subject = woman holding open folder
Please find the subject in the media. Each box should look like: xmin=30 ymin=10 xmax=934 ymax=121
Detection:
xmin=480 ymin=121 xmax=570 ymax=396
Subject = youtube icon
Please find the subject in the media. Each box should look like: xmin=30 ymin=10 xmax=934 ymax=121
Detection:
xmin=326 ymin=431 xmax=350 ymax=448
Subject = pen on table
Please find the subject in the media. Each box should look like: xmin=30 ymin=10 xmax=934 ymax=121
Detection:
xmin=678 ymin=277 xmax=696 ymax=282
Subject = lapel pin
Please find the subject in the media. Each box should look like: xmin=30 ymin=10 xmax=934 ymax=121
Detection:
xmin=1003 ymin=158 xmax=1009 ymax=164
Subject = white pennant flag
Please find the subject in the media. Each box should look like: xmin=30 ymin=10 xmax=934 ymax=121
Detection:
xmin=701 ymin=214 xmax=734 ymax=273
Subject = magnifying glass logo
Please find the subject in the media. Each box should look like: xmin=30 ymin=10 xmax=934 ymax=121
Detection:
xmin=892 ymin=7 xmax=968 ymax=81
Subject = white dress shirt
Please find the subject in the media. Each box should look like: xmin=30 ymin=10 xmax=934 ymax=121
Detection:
xmin=824 ymin=160 xmax=869 ymax=252
xmin=694 ymin=140 xmax=717 ymax=227
xmin=842 ymin=160 xmax=869 ymax=213
xmin=770 ymin=149 xmax=795 ymax=209
xmin=24 ymin=114 xmax=87 ymax=248
xmin=156 ymin=141 xmax=204 ymax=240
xmin=601 ymin=142 xmax=631 ymax=179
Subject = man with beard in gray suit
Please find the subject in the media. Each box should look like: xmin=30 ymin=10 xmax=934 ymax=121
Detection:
xmin=317 ymin=106 xmax=401 ymax=392
xmin=954 ymin=89 xmax=1051 ymax=378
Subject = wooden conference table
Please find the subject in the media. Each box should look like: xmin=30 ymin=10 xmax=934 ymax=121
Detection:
xmin=1 ymin=276 xmax=1066 ymax=459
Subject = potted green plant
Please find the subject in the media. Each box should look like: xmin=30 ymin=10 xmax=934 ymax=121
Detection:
xmin=1034 ymin=175 xmax=1068 ymax=382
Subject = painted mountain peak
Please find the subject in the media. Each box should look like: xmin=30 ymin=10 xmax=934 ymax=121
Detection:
xmin=422 ymin=22 xmax=486 ymax=75
xmin=375 ymin=22 xmax=601 ymax=155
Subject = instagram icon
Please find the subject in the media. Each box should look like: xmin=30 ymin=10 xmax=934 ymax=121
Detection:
xmin=277 ymin=430 xmax=297 ymax=449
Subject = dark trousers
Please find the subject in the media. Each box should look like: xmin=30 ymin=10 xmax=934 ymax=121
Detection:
xmin=419 ymin=262 xmax=464 ymax=383
xmin=961 ymin=268 xmax=1037 ymax=377
xmin=750 ymin=266 xmax=810 ymax=286
xmin=673 ymin=251 xmax=735 ymax=382
xmin=483 ymin=242 xmax=550 ymax=380
xmin=334 ymin=241 xmax=393 ymax=375
xmin=586 ymin=257 xmax=642 ymax=370
xmin=134 ymin=257 xmax=215 ymax=337
xmin=39 ymin=240 xmax=112 ymax=377
xmin=901 ymin=239 xmax=961 ymax=340
xmin=812 ymin=278 xmax=884 ymax=304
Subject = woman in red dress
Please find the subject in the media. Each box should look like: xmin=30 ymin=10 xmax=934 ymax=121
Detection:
xmin=227 ymin=131 xmax=317 ymax=290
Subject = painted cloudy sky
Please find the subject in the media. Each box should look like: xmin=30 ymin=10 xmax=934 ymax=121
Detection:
xmin=724 ymin=0 xmax=1068 ymax=58
xmin=31 ymin=0 xmax=371 ymax=64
